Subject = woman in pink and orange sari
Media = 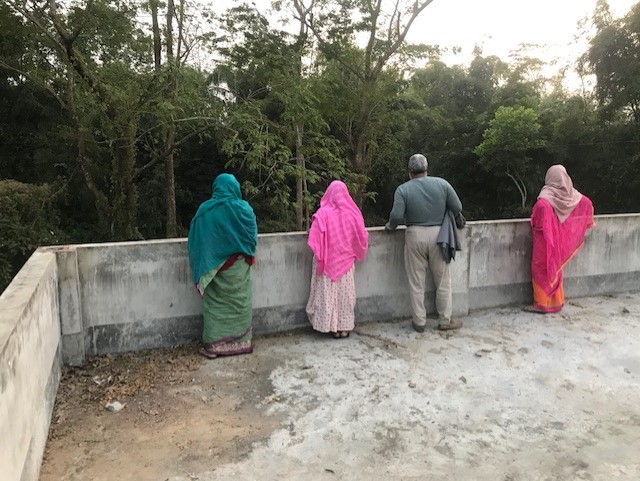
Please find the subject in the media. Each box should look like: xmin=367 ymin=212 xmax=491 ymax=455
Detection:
xmin=306 ymin=181 xmax=369 ymax=338
xmin=526 ymin=165 xmax=595 ymax=313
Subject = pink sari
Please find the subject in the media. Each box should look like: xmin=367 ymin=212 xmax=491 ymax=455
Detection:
xmin=306 ymin=181 xmax=368 ymax=334
xmin=530 ymin=196 xmax=595 ymax=312
xmin=307 ymin=181 xmax=368 ymax=281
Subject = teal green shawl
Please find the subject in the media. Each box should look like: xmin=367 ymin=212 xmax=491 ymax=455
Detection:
xmin=187 ymin=174 xmax=257 ymax=288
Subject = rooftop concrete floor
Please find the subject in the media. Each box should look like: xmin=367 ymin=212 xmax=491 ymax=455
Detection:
xmin=44 ymin=292 xmax=640 ymax=481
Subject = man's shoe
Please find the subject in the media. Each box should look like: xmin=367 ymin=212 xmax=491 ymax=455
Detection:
xmin=412 ymin=321 xmax=426 ymax=333
xmin=438 ymin=319 xmax=462 ymax=331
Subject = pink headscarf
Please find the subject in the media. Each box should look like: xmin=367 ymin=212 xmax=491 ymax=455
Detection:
xmin=307 ymin=181 xmax=369 ymax=281
xmin=538 ymin=165 xmax=583 ymax=223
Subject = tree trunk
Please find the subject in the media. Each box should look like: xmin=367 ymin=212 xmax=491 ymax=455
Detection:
xmin=350 ymin=81 xmax=373 ymax=206
xmin=67 ymin=74 xmax=111 ymax=236
xmin=166 ymin=0 xmax=174 ymax=60
xmin=506 ymin=171 xmax=527 ymax=210
xmin=150 ymin=0 xmax=161 ymax=69
xmin=303 ymin=173 xmax=310 ymax=230
xmin=295 ymin=122 xmax=305 ymax=231
xmin=351 ymin=126 xmax=368 ymax=206
xmin=164 ymin=123 xmax=177 ymax=237
xmin=163 ymin=0 xmax=178 ymax=238
xmin=109 ymin=118 xmax=139 ymax=240
xmin=52 ymin=14 xmax=139 ymax=240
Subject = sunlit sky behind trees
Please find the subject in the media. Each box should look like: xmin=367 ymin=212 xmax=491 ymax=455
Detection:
xmin=407 ymin=0 xmax=636 ymax=61
xmin=247 ymin=0 xmax=637 ymax=89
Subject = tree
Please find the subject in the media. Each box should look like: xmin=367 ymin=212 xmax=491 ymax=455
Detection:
xmin=4 ymin=0 xmax=154 ymax=239
xmin=587 ymin=0 xmax=640 ymax=122
xmin=0 ymin=3 xmax=64 ymax=184
xmin=397 ymin=54 xmax=508 ymax=220
xmin=4 ymin=0 xmax=222 ymax=240
xmin=215 ymin=5 xmax=348 ymax=231
xmin=0 ymin=180 xmax=63 ymax=291
xmin=143 ymin=0 xmax=221 ymax=237
xmin=296 ymin=0 xmax=437 ymax=198
xmin=474 ymin=106 xmax=546 ymax=212
xmin=580 ymin=0 xmax=640 ymax=213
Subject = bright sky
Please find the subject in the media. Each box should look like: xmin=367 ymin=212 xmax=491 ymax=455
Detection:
xmin=239 ymin=0 xmax=637 ymax=65
xmin=407 ymin=0 xmax=637 ymax=68
xmin=243 ymin=0 xmax=637 ymax=89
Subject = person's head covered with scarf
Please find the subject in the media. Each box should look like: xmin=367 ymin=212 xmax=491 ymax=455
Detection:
xmin=538 ymin=165 xmax=582 ymax=223
xmin=308 ymin=180 xmax=368 ymax=281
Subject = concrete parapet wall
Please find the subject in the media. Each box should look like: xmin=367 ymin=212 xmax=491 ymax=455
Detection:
xmin=53 ymin=228 xmax=471 ymax=359
xmin=467 ymin=219 xmax=535 ymax=309
xmin=563 ymin=215 xmax=640 ymax=295
xmin=0 ymin=250 xmax=61 ymax=481
xmin=467 ymin=214 xmax=640 ymax=309
xmin=50 ymin=214 xmax=640 ymax=361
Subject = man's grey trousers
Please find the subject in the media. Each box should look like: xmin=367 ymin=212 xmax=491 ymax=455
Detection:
xmin=404 ymin=226 xmax=453 ymax=327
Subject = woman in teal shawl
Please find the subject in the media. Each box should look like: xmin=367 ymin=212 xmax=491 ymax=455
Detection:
xmin=188 ymin=174 xmax=258 ymax=359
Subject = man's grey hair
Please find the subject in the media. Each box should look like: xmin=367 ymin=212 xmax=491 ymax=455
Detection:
xmin=408 ymin=154 xmax=428 ymax=174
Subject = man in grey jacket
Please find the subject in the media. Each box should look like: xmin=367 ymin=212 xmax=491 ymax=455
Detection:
xmin=385 ymin=154 xmax=463 ymax=332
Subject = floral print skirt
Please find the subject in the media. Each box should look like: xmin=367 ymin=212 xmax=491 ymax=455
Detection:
xmin=305 ymin=258 xmax=356 ymax=333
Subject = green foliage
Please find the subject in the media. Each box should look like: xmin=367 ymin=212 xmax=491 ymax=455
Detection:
xmin=0 ymin=181 xmax=63 ymax=291
xmin=215 ymin=5 xmax=349 ymax=230
xmin=475 ymin=106 xmax=544 ymax=158
xmin=475 ymin=106 xmax=546 ymax=210
xmin=2 ymin=0 xmax=640 ymax=290
xmin=587 ymin=1 xmax=640 ymax=122
xmin=68 ymin=0 xmax=151 ymax=68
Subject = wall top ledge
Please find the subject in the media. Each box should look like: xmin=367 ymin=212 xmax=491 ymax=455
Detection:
xmin=33 ymin=213 xmax=640 ymax=251
xmin=0 ymin=250 xmax=56 ymax=354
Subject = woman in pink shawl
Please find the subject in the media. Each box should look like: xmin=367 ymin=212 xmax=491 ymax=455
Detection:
xmin=306 ymin=181 xmax=369 ymax=338
xmin=525 ymin=165 xmax=595 ymax=313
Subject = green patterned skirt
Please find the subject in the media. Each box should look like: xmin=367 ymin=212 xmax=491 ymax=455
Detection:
xmin=201 ymin=259 xmax=253 ymax=356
